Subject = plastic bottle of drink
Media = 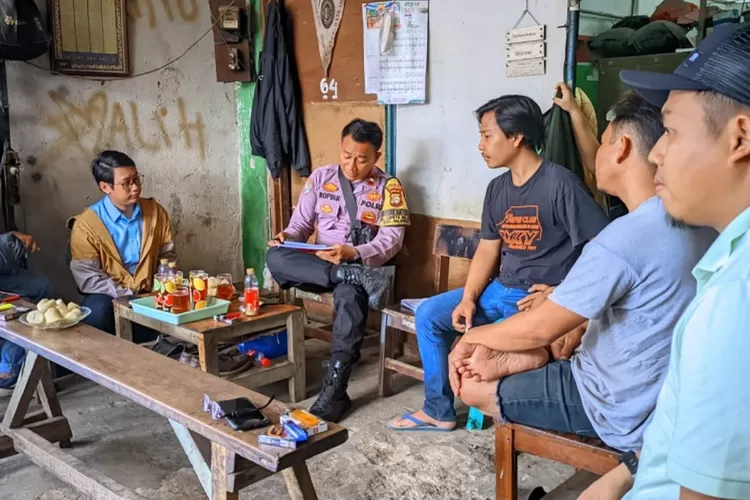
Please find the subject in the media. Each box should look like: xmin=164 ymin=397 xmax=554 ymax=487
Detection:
xmin=243 ymin=268 xmax=260 ymax=316
xmin=167 ymin=261 xmax=177 ymax=280
xmin=167 ymin=261 xmax=184 ymax=287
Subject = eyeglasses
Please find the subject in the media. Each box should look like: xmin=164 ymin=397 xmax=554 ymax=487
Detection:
xmin=113 ymin=174 xmax=145 ymax=191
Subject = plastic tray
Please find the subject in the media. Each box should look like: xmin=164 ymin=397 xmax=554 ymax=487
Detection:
xmin=129 ymin=296 xmax=231 ymax=325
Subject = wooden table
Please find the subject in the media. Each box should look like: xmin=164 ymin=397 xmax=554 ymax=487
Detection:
xmin=113 ymin=298 xmax=307 ymax=403
xmin=0 ymin=306 xmax=347 ymax=500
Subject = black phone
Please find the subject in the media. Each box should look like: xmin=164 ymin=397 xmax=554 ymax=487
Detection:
xmin=219 ymin=397 xmax=270 ymax=431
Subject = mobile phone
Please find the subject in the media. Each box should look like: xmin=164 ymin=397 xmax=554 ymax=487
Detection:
xmin=219 ymin=397 xmax=270 ymax=431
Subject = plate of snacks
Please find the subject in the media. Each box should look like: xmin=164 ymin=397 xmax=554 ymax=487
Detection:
xmin=19 ymin=299 xmax=91 ymax=330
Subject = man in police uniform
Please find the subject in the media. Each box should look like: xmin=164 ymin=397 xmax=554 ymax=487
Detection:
xmin=266 ymin=118 xmax=409 ymax=422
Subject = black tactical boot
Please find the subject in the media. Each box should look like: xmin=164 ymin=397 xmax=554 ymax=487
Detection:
xmin=334 ymin=264 xmax=392 ymax=310
xmin=309 ymin=359 xmax=353 ymax=423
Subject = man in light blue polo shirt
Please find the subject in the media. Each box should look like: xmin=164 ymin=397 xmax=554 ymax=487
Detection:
xmin=90 ymin=184 xmax=143 ymax=276
xmin=69 ymin=150 xmax=176 ymax=343
xmin=580 ymin=23 xmax=750 ymax=500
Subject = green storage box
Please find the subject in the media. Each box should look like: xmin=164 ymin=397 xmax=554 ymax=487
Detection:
xmin=129 ymin=296 xmax=231 ymax=325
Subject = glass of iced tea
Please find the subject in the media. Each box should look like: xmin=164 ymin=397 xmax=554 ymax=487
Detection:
xmin=171 ymin=270 xmax=184 ymax=286
xmin=189 ymin=270 xmax=208 ymax=309
xmin=170 ymin=288 xmax=190 ymax=314
xmin=215 ymin=273 xmax=234 ymax=300
xmin=153 ymin=273 xmax=168 ymax=310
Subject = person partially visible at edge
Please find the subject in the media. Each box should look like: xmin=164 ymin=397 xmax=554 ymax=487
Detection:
xmin=265 ymin=119 xmax=408 ymax=423
xmin=579 ymin=22 xmax=750 ymax=500
xmin=449 ymin=90 xmax=716 ymax=459
xmin=0 ymin=231 xmax=52 ymax=396
xmin=388 ymin=94 xmax=610 ymax=432
xmin=69 ymin=150 xmax=176 ymax=343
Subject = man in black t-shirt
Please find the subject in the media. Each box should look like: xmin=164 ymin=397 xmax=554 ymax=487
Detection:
xmin=388 ymin=95 xmax=609 ymax=431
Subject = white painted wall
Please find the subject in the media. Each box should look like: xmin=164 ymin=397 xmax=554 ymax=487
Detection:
xmin=7 ymin=1 xmax=242 ymax=298
xmin=396 ymin=0 xmax=568 ymax=221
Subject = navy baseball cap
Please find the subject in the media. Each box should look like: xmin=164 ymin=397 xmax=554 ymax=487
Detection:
xmin=620 ymin=23 xmax=750 ymax=108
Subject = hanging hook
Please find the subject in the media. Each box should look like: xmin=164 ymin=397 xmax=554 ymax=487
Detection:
xmin=513 ymin=0 xmax=541 ymax=28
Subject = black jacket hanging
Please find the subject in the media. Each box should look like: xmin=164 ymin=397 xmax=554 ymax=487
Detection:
xmin=251 ymin=0 xmax=311 ymax=179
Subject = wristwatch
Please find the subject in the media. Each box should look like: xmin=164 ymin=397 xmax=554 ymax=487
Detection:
xmin=619 ymin=451 xmax=639 ymax=476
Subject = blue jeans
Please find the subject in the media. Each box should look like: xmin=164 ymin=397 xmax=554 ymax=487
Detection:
xmin=497 ymin=360 xmax=597 ymax=438
xmin=82 ymin=294 xmax=158 ymax=344
xmin=416 ymin=280 xmax=529 ymax=422
xmin=0 ymin=270 xmax=53 ymax=387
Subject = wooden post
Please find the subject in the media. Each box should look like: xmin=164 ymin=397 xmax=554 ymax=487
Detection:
xmin=496 ymin=424 xmax=518 ymax=500
xmin=286 ymin=310 xmax=306 ymax=403
xmin=115 ymin=313 xmax=133 ymax=342
xmin=3 ymin=351 xmax=45 ymax=428
xmin=378 ymin=313 xmax=394 ymax=397
xmin=198 ymin=334 xmax=220 ymax=376
xmin=283 ymin=463 xmax=318 ymax=500
xmin=211 ymin=442 xmax=239 ymax=500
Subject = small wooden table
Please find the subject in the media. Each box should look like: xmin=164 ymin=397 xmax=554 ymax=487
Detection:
xmin=113 ymin=298 xmax=307 ymax=403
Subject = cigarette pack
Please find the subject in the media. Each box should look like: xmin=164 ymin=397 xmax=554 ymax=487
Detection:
xmin=280 ymin=409 xmax=328 ymax=437
xmin=258 ymin=433 xmax=297 ymax=449
xmin=280 ymin=419 xmax=308 ymax=443
xmin=0 ymin=306 xmax=30 ymax=322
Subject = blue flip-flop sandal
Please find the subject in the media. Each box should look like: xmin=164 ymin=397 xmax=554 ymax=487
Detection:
xmin=386 ymin=413 xmax=454 ymax=432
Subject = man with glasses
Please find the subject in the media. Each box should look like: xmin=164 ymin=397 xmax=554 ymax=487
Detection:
xmin=69 ymin=150 xmax=176 ymax=342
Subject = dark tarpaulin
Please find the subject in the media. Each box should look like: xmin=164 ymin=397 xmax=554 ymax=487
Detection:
xmin=542 ymin=103 xmax=627 ymax=220
xmin=542 ymin=103 xmax=586 ymax=183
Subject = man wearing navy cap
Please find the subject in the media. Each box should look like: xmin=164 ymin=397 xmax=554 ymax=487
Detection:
xmin=581 ymin=23 xmax=750 ymax=500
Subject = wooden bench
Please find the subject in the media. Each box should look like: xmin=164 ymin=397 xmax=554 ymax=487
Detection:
xmin=496 ymin=424 xmax=619 ymax=500
xmin=379 ymin=223 xmax=480 ymax=395
xmin=0 ymin=304 xmax=347 ymax=500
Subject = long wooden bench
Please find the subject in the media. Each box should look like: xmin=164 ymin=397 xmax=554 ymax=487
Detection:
xmin=0 ymin=304 xmax=347 ymax=500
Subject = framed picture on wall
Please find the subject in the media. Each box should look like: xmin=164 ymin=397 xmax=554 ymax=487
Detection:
xmin=48 ymin=0 xmax=131 ymax=77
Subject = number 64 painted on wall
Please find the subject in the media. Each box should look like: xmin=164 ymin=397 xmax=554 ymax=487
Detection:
xmin=320 ymin=78 xmax=339 ymax=100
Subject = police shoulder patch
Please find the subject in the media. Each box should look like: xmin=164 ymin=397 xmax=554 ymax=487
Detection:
xmin=380 ymin=177 xmax=410 ymax=227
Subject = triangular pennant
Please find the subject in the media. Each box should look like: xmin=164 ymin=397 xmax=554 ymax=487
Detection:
xmin=310 ymin=0 xmax=346 ymax=77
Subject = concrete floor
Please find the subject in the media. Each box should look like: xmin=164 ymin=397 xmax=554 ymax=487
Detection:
xmin=0 ymin=340 xmax=573 ymax=500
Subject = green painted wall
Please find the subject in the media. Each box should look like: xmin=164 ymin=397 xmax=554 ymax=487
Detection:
xmin=237 ymin=0 xmax=268 ymax=285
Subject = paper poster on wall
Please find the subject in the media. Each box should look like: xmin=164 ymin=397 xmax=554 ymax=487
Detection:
xmin=311 ymin=0 xmax=346 ymax=77
xmin=362 ymin=1 xmax=429 ymax=105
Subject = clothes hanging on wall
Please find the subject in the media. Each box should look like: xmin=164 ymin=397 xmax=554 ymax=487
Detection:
xmin=251 ymin=0 xmax=311 ymax=179
xmin=543 ymin=103 xmax=586 ymax=185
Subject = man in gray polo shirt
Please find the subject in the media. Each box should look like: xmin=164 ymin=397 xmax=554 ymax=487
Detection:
xmin=450 ymin=91 xmax=716 ymax=452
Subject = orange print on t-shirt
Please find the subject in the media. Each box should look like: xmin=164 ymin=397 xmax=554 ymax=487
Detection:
xmin=498 ymin=205 xmax=543 ymax=251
